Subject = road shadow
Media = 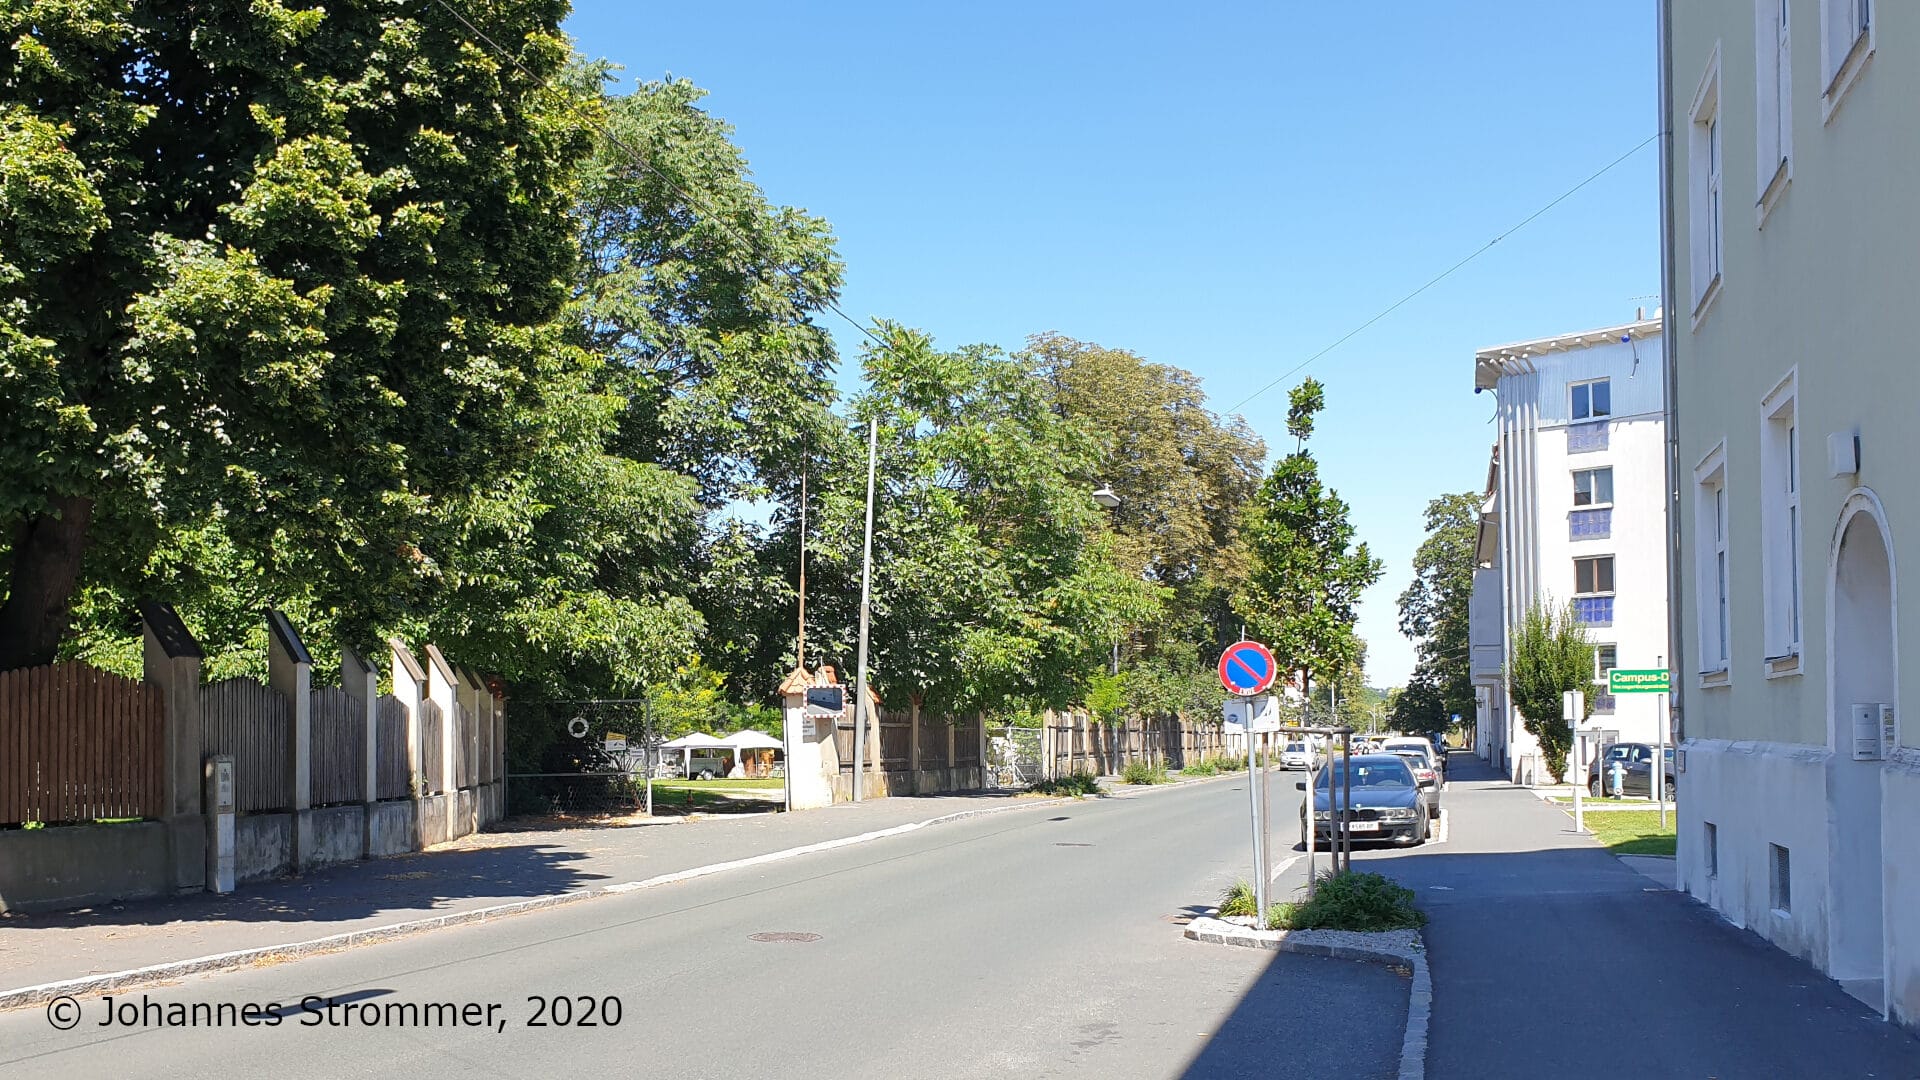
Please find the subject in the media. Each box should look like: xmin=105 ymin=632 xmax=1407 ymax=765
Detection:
xmin=1179 ymin=944 xmax=1408 ymax=1079
xmin=0 ymin=842 xmax=607 ymax=936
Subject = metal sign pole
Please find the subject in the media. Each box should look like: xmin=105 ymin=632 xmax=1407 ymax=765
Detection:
xmin=1564 ymin=689 xmax=1585 ymax=835
xmin=851 ymin=418 xmax=878 ymax=803
xmin=1245 ymin=696 xmax=1267 ymax=917
xmin=1340 ymin=729 xmax=1353 ymax=876
xmin=1656 ymin=655 xmax=1668 ymax=829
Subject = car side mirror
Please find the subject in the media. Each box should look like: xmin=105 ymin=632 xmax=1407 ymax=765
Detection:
xmin=1295 ymin=782 xmax=1306 ymax=791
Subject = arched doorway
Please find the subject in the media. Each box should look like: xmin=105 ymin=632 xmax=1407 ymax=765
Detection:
xmin=1827 ymin=492 xmax=1895 ymax=1008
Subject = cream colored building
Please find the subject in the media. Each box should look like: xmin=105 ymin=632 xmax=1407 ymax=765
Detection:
xmin=1662 ymin=0 xmax=1920 ymax=1026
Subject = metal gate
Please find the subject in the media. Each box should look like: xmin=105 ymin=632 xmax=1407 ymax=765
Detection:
xmin=986 ymin=724 xmax=1042 ymax=788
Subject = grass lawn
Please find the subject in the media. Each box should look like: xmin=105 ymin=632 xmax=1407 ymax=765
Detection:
xmin=649 ymin=778 xmax=784 ymax=791
xmin=1569 ymin=808 xmax=1677 ymax=856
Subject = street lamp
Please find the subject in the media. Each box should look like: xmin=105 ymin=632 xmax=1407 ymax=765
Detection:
xmin=1091 ymin=485 xmax=1121 ymax=509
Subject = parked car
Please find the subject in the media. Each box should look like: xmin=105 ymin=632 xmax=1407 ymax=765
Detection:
xmin=1280 ymin=741 xmax=1314 ymax=770
xmin=1379 ymin=741 xmax=1443 ymax=813
xmin=1380 ymin=736 xmax=1446 ymax=780
xmin=1297 ymin=754 xmax=1430 ymax=847
xmin=687 ymin=752 xmax=729 ymax=780
xmin=1588 ymin=743 xmax=1677 ymax=799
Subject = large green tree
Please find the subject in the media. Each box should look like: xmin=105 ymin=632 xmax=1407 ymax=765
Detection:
xmin=1235 ymin=378 xmax=1383 ymax=695
xmin=1397 ymin=492 xmax=1480 ymax=726
xmin=0 ymin=0 xmax=602 ymax=669
xmin=1027 ymin=333 xmax=1264 ymax=676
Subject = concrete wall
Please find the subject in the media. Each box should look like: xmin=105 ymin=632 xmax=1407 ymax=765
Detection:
xmin=1676 ymin=739 xmax=1830 ymax=968
xmin=236 ymin=814 xmax=293 ymax=883
xmin=0 ymin=823 xmax=173 ymax=914
xmin=367 ymin=800 xmax=415 ymax=857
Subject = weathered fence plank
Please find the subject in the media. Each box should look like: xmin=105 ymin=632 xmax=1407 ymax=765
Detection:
xmin=310 ymin=687 xmax=365 ymax=806
xmin=375 ymin=695 xmax=410 ymax=799
xmin=418 ymin=700 xmax=446 ymax=794
xmin=0 ymin=662 xmax=165 ymax=825
xmin=202 ymin=677 xmax=292 ymax=814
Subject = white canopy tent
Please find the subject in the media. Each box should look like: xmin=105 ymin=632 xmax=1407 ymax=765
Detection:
xmin=719 ymin=729 xmax=784 ymax=778
xmin=659 ymin=732 xmax=728 ymax=778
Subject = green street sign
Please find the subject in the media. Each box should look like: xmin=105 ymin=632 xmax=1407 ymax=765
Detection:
xmin=1608 ymin=668 xmax=1670 ymax=694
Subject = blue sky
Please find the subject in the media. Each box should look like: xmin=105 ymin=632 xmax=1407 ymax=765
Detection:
xmin=563 ymin=1 xmax=1661 ymax=688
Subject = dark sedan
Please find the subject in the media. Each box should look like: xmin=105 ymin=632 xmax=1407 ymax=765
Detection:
xmin=1588 ymin=742 xmax=1677 ymax=799
xmin=1297 ymin=754 xmax=1431 ymax=847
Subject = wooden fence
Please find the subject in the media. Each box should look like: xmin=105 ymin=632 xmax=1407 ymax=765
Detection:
xmin=418 ymin=699 xmax=445 ymax=794
xmin=453 ymin=702 xmax=474 ymax=790
xmin=203 ymin=677 xmax=293 ymax=814
xmin=375 ymin=695 xmax=410 ymax=800
xmin=0 ymin=662 xmax=166 ymax=825
xmin=954 ymin=715 xmax=982 ymax=767
xmin=309 ymin=687 xmax=364 ymax=806
xmin=1048 ymin=714 xmax=1226 ymax=777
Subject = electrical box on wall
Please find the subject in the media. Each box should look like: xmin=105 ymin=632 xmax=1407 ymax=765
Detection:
xmin=1852 ymin=703 xmax=1887 ymax=761
xmin=1828 ymin=431 xmax=1861 ymax=477
xmin=1882 ymin=704 xmax=1897 ymax=759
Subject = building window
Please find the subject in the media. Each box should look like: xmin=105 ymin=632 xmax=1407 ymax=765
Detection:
xmin=1761 ymin=374 xmax=1802 ymax=669
xmin=1770 ymin=842 xmax=1792 ymax=914
xmin=1821 ymin=0 xmax=1873 ymax=117
xmin=1756 ymin=0 xmax=1792 ymax=216
xmin=1705 ymin=822 xmax=1719 ymax=878
xmin=1573 ymin=467 xmax=1614 ymax=506
xmin=1571 ymin=379 xmax=1612 ymax=421
xmin=1694 ymin=444 xmax=1731 ymax=677
xmin=1574 ymin=556 xmax=1615 ymax=596
xmin=1592 ymin=644 xmax=1618 ymax=713
xmin=1573 ymin=556 xmax=1615 ymax=628
xmin=1689 ymin=49 xmax=1724 ymax=316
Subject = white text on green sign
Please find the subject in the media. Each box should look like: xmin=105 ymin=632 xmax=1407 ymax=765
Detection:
xmin=1608 ymin=669 xmax=1670 ymax=694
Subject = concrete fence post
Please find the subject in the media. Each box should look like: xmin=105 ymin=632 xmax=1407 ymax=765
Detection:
xmin=139 ymin=601 xmax=207 ymax=895
xmin=908 ymin=696 xmax=922 ymax=782
xmin=425 ymin=645 xmax=459 ymax=841
xmin=267 ymin=610 xmax=313 ymax=869
xmin=388 ymin=639 xmax=425 ymax=795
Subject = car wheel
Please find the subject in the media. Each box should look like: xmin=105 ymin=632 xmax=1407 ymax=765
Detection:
xmin=1663 ymin=779 xmax=1677 ymax=801
xmin=697 ymin=770 xmax=715 ymax=780
xmin=1589 ymin=778 xmax=1603 ymax=798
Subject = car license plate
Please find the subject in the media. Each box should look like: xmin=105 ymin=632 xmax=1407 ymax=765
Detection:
xmin=1348 ymin=821 xmax=1381 ymax=832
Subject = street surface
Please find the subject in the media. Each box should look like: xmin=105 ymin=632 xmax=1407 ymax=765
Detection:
xmin=0 ymin=778 xmax=1406 ymax=1080
xmin=6 ymin=759 xmax=1919 ymax=1079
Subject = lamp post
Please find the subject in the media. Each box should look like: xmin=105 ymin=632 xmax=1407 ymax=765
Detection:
xmin=852 ymin=418 xmax=879 ymax=802
xmin=1093 ymin=485 xmax=1122 ymax=676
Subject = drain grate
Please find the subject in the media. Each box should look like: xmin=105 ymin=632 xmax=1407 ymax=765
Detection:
xmin=749 ymin=932 xmax=821 ymax=943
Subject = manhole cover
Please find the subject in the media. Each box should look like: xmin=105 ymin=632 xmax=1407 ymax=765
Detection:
xmin=1054 ymin=842 xmax=1093 ymax=848
xmin=749 ymin=932 xmax=821 ymax=943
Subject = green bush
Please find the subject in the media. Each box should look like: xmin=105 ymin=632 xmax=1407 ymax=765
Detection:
xmin=1217 ymin=880 xmax=1258 ymax=918
xmin=1030 ymin=771 xmax=1102 ymax=797
xmin=1266 ymin=871 xmax=1426 ymax=931
xmin=1180 ymin=754 xmax=1248 ymax=777
xmin=1122 ymin=760 xmax=1171 ymax=785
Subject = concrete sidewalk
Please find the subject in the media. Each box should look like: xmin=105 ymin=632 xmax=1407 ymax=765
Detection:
xmin=1377 ymin=752 xmax=1920 ymax=1079
xmin=0 ymin=791 xmax=1065 ymax=995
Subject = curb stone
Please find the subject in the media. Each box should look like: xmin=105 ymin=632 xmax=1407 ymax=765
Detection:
xmin=1184 ymin=914 xmax=1430 ymax=1080
xmin=0 ymin=796 xmax=1078 ymax=1013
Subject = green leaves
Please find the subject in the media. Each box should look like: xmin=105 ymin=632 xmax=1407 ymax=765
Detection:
xmin=1396 ymin=492 xmax=1482 ymax=729
xmin=1236 ymin=380 xmax=1383 ymax=689
xmin=1509 ymin=599 xmax=1596 ymax=780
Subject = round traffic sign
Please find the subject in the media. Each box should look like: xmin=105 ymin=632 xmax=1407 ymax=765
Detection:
xmin=1217 ymin=640 xmax=1278 ymax=696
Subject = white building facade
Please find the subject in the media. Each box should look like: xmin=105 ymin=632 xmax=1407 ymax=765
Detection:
xmin=1472 ymin=317 xmax=1669 ymax=783
xmin=1662 ymin=0 xmax=1920 ymax=1026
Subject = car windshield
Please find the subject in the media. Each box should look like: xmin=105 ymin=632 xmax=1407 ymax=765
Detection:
xmin=1285 ymin=743 xmax=1305 ymax=753
xmin=1315 ymin=760 xmax=1414 ymax=789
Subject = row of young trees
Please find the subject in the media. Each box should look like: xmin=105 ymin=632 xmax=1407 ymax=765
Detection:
xmin=0 ymin=3 xmax=1383 ymax=736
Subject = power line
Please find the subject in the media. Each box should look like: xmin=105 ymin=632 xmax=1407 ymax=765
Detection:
xmin=431 ymin=0 xmax=888 ymax=350
xmin=1222 ymin=133 xmax=1659 ymax=415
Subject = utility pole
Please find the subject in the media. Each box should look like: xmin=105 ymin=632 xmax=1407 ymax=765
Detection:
xmin=852 ymin=419 xmax=879 ymax=802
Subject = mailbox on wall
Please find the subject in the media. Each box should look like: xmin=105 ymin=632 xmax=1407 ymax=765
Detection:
xmin=1851 ymin=703 xmax=1895 ymax=761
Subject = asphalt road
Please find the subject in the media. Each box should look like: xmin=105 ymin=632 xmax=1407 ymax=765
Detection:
xmin=0 ymin=776 xmax=1408 ymax=1080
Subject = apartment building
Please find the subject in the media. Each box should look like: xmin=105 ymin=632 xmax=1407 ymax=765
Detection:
xmin=1471 ymin=316 xmax=1669 ymax=782
xmin=1662 ymin=0 xmax=1920 ymax=1025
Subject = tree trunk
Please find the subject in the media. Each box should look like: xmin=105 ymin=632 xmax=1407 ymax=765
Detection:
xmin=0 ymin=495 xmax=94 ymax=671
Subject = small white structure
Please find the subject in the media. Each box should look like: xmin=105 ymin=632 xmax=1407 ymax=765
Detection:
xmin=659 ymin=732 xmax=729 ymax=779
